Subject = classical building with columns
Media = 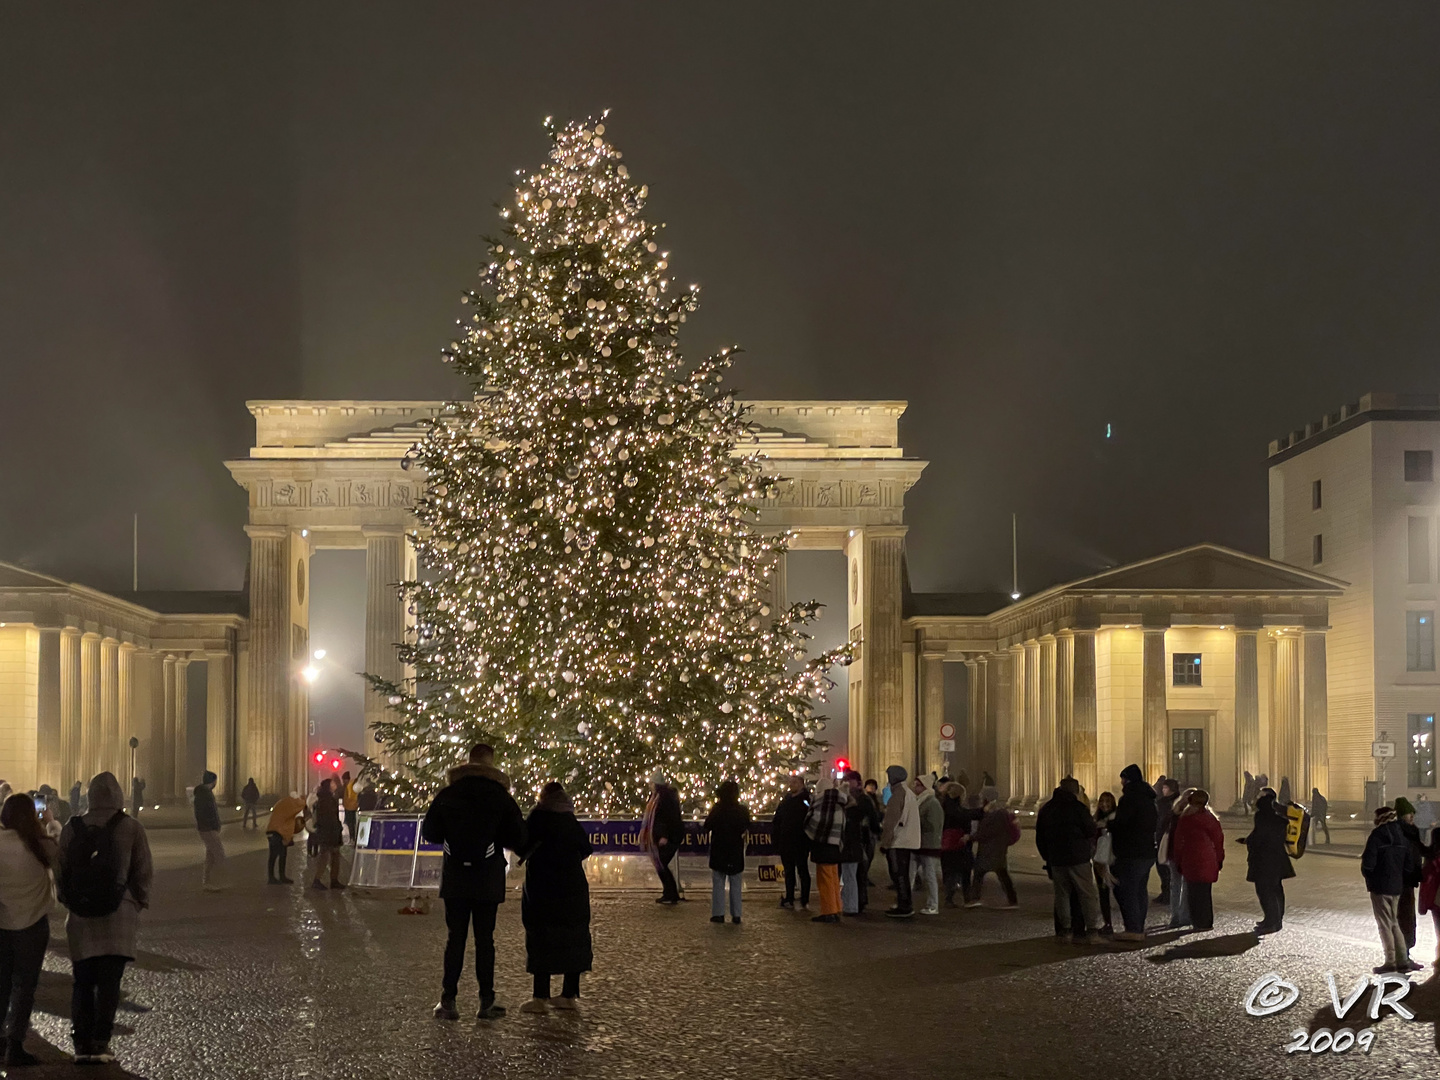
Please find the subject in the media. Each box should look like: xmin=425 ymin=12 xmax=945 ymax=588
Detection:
xmin=0 ymin=563 xmax=242 ymax=798
xmin=906 ymin=545 xmax=1342 ymax=810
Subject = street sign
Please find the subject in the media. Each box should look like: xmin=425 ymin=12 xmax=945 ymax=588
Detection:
xmin=939 ymin=723 xmax=956 ymax=740
xmin=938 ymin=738 xmax=956 ymax=752
xmin=1372 ymin=741 xmax=1395 ymax=759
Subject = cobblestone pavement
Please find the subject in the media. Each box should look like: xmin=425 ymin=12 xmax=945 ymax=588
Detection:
xmin=12 ymin=823 xmax=1440 ymax=1079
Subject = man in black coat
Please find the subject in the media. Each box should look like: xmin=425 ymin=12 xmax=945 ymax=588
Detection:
xmin=422 ymin=743 xmax=525 ymax=1021
xmin=771 ymin=775 xmax=812 ymax=909
xmin=1362 ymin=805 xmax=1421 ymax=974
xmin=1035 ymin=777 xmax=1102 ymax=941
xmin=1108 ymin=763 xmax=1158 ymax=941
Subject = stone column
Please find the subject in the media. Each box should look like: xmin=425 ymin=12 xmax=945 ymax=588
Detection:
xmin=920 ymin=651 xmax=946 ymax=775
xmin=173 ymin=655 xmax=191 ymax=795
xmin=1038 ymin=636 xmax=1057 ymax=797
xmin=766 ymin=550 xmax=788 ymax=617
xmin=36 ymin=628 xmax=62 ymax=789
xmin=59 ymin=628 xmax=82 ymax=788
xmin=1233 ymin=629 xmax=1260 ymax=807
xmin=206 ymin=653 xmax=234 ymax=799
xmin=1023 ymin=640 xmax=1041 ymax=802
xmin=1072 ymin=630 xmax=1097 ymax=797
xmin=117 ymin=643 xmax=135 ymax=786
xmin=989 ymin=652 xmax=1010 ymax=797
xmin=1303 ymin=631 xmax=1329 ymax=800
xmin=855 ymin=529 xmax=907 ymax=771
xmin=161 ymin=654 xmax=177 ymax=798
xmin=1273 ymin=631 xmax=1302 ymax=796
xmin=1055 ymin=630 xmax=1074 ymax=783
xmin=99 ymin=638 xmax=119 ymax=780
xmin=965 ymin=658 xmax=981 ymax=780
xmin=1007 ymin=644 xmax=1025 ymax=804
xmin=365 ymin=528 xmax=409 ymax=771
xmin=1142 ymin=628 xmax=1168 ymax=781
xmin=80 ymin=632 xmax=101 ymax=783
xmin=246 ymin=525 xmax=290 ymax=797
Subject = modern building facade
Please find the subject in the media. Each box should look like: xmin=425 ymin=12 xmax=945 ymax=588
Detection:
xmin=1269 ymin=392 xmax=1440 ymax=805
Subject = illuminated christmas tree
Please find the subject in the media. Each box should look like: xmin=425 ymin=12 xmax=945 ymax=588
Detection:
xmin=361 ymin=114 xmax=846 ymax=814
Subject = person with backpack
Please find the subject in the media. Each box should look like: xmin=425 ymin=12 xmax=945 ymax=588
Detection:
xmin=422 ymin=744 xmax=525 ymax=1021
xmin=0 ymin=793 xmax=59 ymax=1066
xmin=58 ymin=772 xmax=153 ymax=1067
xmin=966 ymin=786 xmax=1020 ymax=908
xmin=240 ymin=777 xmax=260 ymax=829
xmin=194 ymin=770 xmax=225 ymax=892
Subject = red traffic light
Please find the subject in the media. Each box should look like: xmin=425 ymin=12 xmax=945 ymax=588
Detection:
xmin=330 ymin=758 xmax=341 ymax=770
xmin=312 ymin=750 xmax=326 ymax=765
xmin=835 ymin=757 xmax=849 ymax=773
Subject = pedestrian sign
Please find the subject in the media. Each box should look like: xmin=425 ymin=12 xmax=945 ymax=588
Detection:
xmin=1372 ymin=741 xmax=1395 ymax=759
xmin=938 ymin=739 xmax=956 ymax=752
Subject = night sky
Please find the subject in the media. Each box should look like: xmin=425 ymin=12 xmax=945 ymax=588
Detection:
xmin=2 ymin=3 xmax=1437 ymax=597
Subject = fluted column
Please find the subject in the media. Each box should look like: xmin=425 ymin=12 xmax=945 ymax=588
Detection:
xmin=161 ymin=654 xmax=177 ymax=797
xmin=80 ymin=632 xmax=101 ymax=783
xmin=1273 ymin=631 xmax=1302 ymax=795
xmin=117 ymin=643 xmax=135 ymax=784
xmin=206 ymin=653 xmax=234 ymax=799
xmin=1055 ymin=630 xmax=1074 ymax=784
xmin=965 ymin=658 xmax=981 ymax=780
xmin=36 ymin=629 xmax=62 ymax=788
xmin=1303 ymin=631 xmax=1329 ymax=799
xmin=1072 ymin=630 xmax=1097 ymax=797
xmin=920 ymin=652 xmax=946 ymax=775
xmin=173 ymin=655 xmax=191 ymax=795
xmin=1038 ymin=636 xmax=1057 ymax=797
xmin=365 ymin=528 xmax=408 ymax=773
xmin=1007 ymin=644 xmax=1025 ymax=803
xmin=246 ymin=525 xmax=290 ymax=797
xmin=59 ymin=628 xmax=82 ymax=788
xmin=861 ymin=530 xmax=907 ymax=771
xmin=1023 ymin=640 xmax=1041 ymax=801
xmin=1234 ymin=630 xmax=1260 ymax=806
xmin=99 ymin=638 xmax=119 ymax=779
xmin=1142 ymin=629 xmax=1168 ymax=781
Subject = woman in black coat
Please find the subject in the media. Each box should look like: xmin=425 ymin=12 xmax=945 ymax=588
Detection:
xmin=704 ymin=781 xmax=752 ymax=925
xmin=519 ymin=782 xmax=593 ymax=1012
xmin=1240 ymin=790 xmax=1294 ymax=934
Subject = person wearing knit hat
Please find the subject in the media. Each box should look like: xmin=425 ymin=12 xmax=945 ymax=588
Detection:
xmin=879 ymin=766 xmax=920 ymax=917
xmin=1395 ymin=798 xmax=1426 ymax=961
xmin=1363 ymin=802 xmax=1420 ymax=973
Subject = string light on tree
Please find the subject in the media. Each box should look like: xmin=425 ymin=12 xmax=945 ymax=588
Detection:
xmin=357 ymin=113 xmax=849 ymax=815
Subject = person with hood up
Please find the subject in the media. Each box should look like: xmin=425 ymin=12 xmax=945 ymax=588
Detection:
xmin=1170 ymin=789 xmax=1224 ymax=930
xmin=805 ymin=777 xmax=848 ymax=923
xmin=68 ymin=781 xmax=84 ymax=819
xmin=939 ymin=782 xmax=973 ymax=908
xmin=1239 ymin=788 xmax=1293 ymax=934
xmin=240 ymin=777 xmax=261 ymax=829
xmin=423 ymin=743 xmax=525 ymax=1021
xmin=1152 ymin=778 xmax=1179 ymax=905
xmin=879 ymin=765 xmax=920 ymax=918
xmin=264 ymin=790 xmax=307 ymax=885
xmin=1395 ymin=797 xmax=1426 ymax=957
xmin=518 ymin=782 xmax=593 ymax=1013
xmin=1108 ymin=764 xmax=1158 ymax=941
xmin=308 ymin=779 xmax=346 ymax=891
xmin=639 ymin=771 xmax=685 ymax=905
xmin=840 ymin=769 xmax=880 ymax=914
xmin=194 ymin=770 xmax=225 ymax=892
xmin=1363 ymin=805 xmax=1422 ymax=974
xmin=771 ymin=774 xmax=812 ymax=910
xmin=1035 ymin=776 xmax=1101 ymax=942
xmin=966 ymin=786 xmax=1019 ymax=908
xmin=911 ymin=776 xmax=945 ymax=915
xmin=704 ymin=781 xmax=751 ymax=925
xmin=58 ymin=772 xmax=153 ymax=1066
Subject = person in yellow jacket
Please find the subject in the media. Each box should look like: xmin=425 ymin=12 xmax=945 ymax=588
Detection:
xmin=341 ymin=771 xmax=360 ymax=845
xmin=265 ymin=792 xmax=307 ymax=885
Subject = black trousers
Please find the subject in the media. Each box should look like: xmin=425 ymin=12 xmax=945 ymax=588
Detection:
xmin=1400 ymin=886 xmax=1418 ymax=949
xmin=1187 ymin=880 xmax=1214 ymax=929
xmin=656 ymin=845 xmax=680 ymax=902
xmin=1315 ymin=816 xmax=1331 ymax=844
xmin=0 ymin=917 xmax=48 ymax=1040
xmin=266 ymin=832 xmax=289 ymax=880
xmin=1255 ymin=879 xmax=1286 ymax=929
xmin=442 ymin=898 xmax=499 ymax=1002
xmin=886 ymin=849 xmax=913 ymax=912
xmin=71 ymin=955 xmax=128 ymax=1051
xmin=781 ymin=854 xmax=810 ymax=905
xmin=1155 ymin=863 xmax=1171 ymax=899
xmin=1094 ymin=864 xmax=1113 ymax=927
xmin=533 ymin=972 xmax=581 ymax=999
xmin=345 ymin=810 xmax=358 ymax=843
xmin=970 ymin=864 xmax=1017 ymax=904
xmin=242 ymin=801 xmax=259 ymax=828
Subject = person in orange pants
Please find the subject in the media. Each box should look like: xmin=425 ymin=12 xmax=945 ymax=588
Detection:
xmin=805 ymin=778 xmax=848 ymax=923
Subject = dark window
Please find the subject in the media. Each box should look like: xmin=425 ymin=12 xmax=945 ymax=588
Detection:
xmin=1171 ymin=728 xmax=1205 ymax=789
xmin=1409 ymin=713 xmax=1436 ymax=788
xmin=1172 ymin=652 xmax=1202 ymax=686
xmin=1408 ymin=611 xmax=1436 ymax=672
xmin=1312 ymin=479 xmax=1322 ymax=510
xmin=1406 ymin=450 xmax=1434 ymax=482
xmin=1411 ymin=517 xmax=1432 ymax=584
xmin=1313 ymin=534 xmax=1323 ymax=565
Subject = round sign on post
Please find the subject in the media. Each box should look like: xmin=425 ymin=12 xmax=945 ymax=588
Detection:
xmin=939 ymin=723 xmax=956 ymax=741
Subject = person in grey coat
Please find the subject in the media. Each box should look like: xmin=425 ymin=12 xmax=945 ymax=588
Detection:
xmin=59 ymin=772 xmax=153 ymax=1066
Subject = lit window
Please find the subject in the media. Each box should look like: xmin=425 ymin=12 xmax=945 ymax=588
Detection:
xmin=1172 ymin=653 xmax=1202 ymax=687
xmin=1408 ymin=713 xmax=1435 ymax=788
